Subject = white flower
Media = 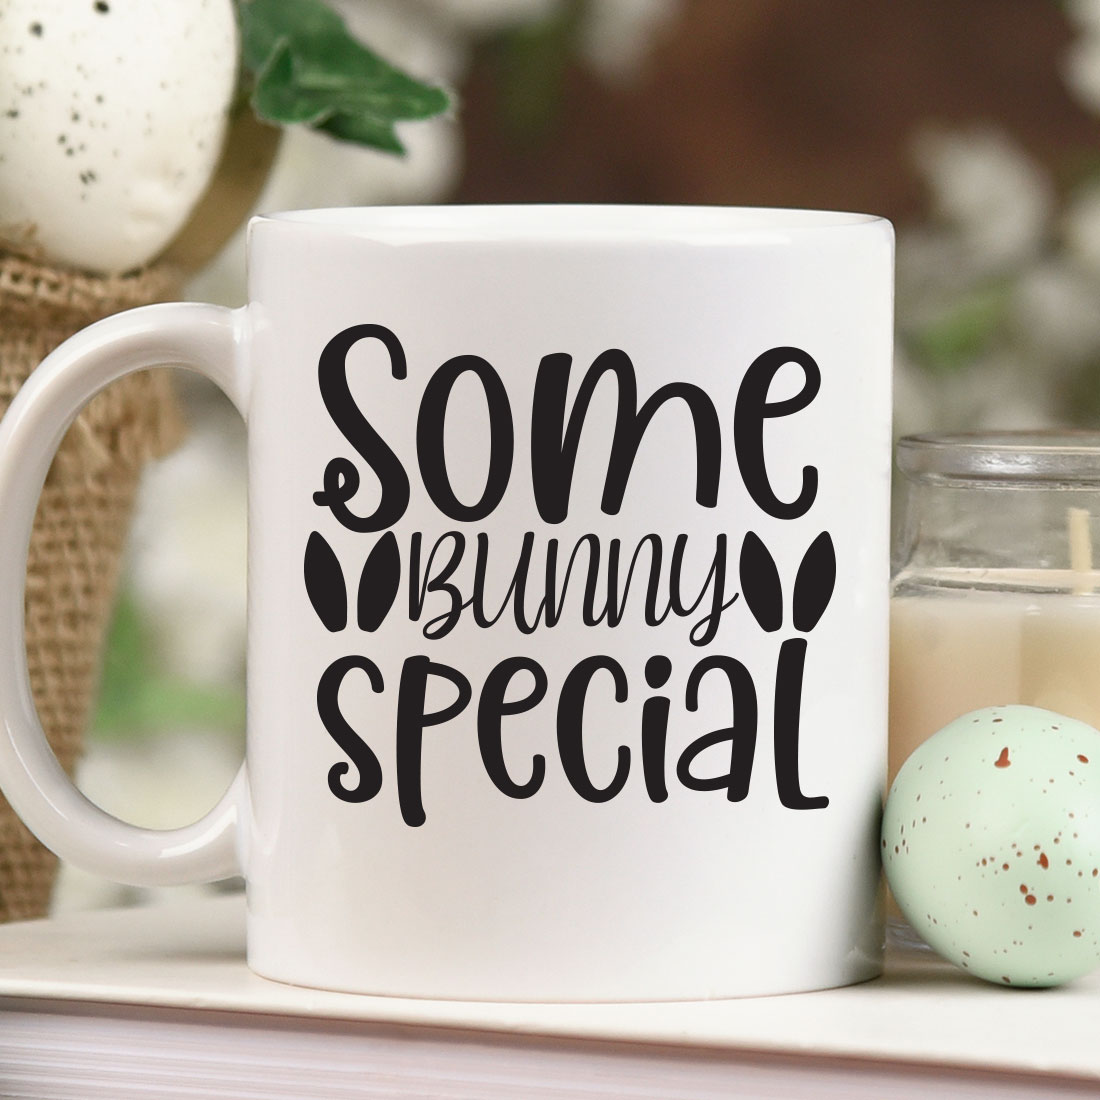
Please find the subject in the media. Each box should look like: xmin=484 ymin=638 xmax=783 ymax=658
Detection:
xmin=1012 ymin=259 xmax=1100 ymax=364
xmin=1063 ymin=0 xmax=1100 ymax=112
xmin=911 ymin=128 xmax=1052 ymax=275
xmin=1064 ymin=0 xmax=1100 ymax=32
xmin=896 ymin=225 xmax=984 ymax=317
xmin=1064 ymin=34 xmax=1100 ymax=113
xmin=1063 ymin=185 xmax=1100 ymax=274
xmin=580 ymin=0 xmax=680 ymax=81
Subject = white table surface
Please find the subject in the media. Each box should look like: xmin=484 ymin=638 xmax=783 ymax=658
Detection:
xmin=0 ymin=895 xmax=1096 ymax=1079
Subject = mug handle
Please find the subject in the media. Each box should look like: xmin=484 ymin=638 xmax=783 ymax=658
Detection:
xmin=0 ymin=301 xmax=247 ymax=886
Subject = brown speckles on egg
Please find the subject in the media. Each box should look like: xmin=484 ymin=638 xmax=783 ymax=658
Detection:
xmin=995 ymin=747 xmax=1011 ymax=768
xmin=1039 ymin=853 xmax=1049 ymax=869
xmin=1026 ymin=894 xmax=1037 ymax=905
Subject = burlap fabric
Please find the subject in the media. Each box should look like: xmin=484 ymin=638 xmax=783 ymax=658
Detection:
xmin=0 ymin=253 xmax=185 ymax=921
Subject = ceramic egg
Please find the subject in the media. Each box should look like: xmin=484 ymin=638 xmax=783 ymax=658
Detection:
xmin=884 ymin=705 xmax=1100 ymax=987
xmin=0 ymin=0 xmax=237 ymax=274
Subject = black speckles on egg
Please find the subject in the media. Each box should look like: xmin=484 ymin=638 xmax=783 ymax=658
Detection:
xmin=94 ymin=1 xmax=110 ymax=12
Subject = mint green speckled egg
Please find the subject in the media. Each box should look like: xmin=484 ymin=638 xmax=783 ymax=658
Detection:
xmin=883 ymin=705 xmax=1100 ymax=987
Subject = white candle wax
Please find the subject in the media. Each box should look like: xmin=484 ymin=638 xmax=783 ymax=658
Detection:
xmin=889 ymin=572 xmax=1100 ymax=787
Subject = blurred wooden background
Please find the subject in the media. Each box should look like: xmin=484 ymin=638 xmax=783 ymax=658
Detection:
xmin=456 ymin=0 xmax=1093 ymax=221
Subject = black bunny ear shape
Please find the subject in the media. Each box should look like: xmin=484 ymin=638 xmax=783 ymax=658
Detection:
xmin=792 ymin=531 xmax=836 ymax=633
xmin=304 ymin=531 xmax=348 ymax=632
xmin=358 ymin=531 xmax=401 ymax=632
xmin=739 ymin=531 xmax=783 ymax=632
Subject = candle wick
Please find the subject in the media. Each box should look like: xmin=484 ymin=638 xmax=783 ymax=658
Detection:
xmin=1068 ymin=506 xmax=1093 ymax=594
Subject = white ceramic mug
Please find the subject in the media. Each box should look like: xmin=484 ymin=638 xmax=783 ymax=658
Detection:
xmin=0 ymin=206 xmax=893 ymax=1000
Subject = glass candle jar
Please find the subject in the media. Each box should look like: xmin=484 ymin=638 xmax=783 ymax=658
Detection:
xmin=889 ymin=431 xmax=1100 ymax=786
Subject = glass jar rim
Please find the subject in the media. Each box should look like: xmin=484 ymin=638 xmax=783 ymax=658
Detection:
xmin=897 ymin=430 xmax=1100 ymax=484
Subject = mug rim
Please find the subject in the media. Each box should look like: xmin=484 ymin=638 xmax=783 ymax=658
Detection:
xmin=249 ymin=203 xmax=889 ymax=243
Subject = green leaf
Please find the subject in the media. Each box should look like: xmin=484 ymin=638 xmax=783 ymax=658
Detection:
xmin=238 ymin=0 xmax=346 ymax=73
xmin=92 ymin=593 xmax=245 ymax=743
xmin=903 ymin=281 xmax=1013 ymax=376
xmin=237 ymin=0 xmax=450 ymax=155
xmin=493 ymin=0 xmax=585 ymax=140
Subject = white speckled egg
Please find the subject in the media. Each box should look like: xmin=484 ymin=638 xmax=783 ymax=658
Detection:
xmin=0 ymin=0 xmax=237 ymax=274
xmin=884 ymin=705 xmax=1100 ymax=987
